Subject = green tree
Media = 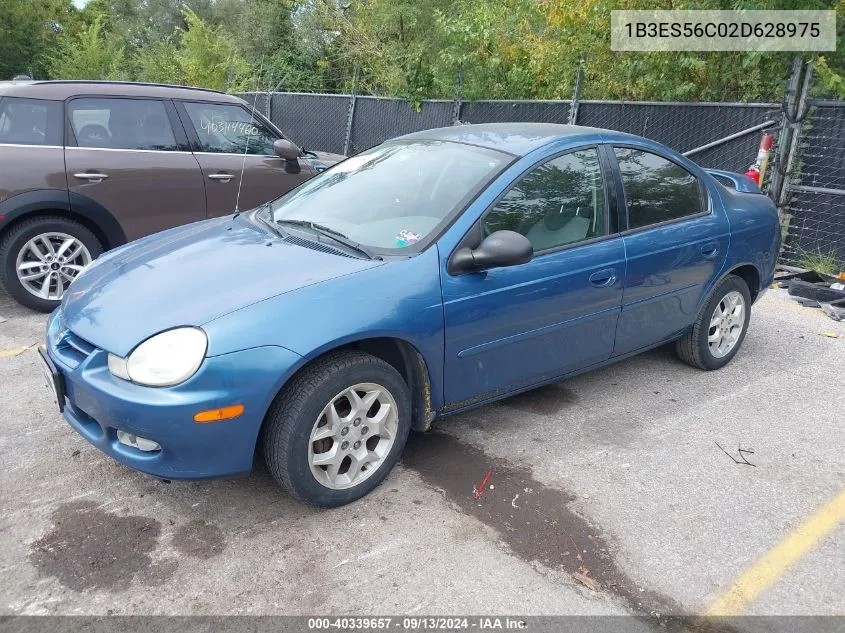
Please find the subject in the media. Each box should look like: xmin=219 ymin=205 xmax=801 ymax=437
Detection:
xmin=0 ymin=0 xmax=79 ymax=79
xmin=47 ymin=14 xmax=127 ymax=80
xmin=177 ymin=8 xmax=251 ymax=91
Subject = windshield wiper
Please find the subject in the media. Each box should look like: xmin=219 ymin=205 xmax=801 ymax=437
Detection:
xmin=274 ymin=219 xmax=381 ymax=260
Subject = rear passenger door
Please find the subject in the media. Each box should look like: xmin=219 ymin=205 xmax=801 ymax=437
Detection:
xmin=609 ymin=145 xmax=729 ymax=356
xmin=176 ymin=101 xmax=315 ymax=216
xmin=65 ymin=97 xmax=207 ymax=241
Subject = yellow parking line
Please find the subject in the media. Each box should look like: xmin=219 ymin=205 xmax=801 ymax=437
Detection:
xmin=707 ymin=489 xmax=845 ymax=616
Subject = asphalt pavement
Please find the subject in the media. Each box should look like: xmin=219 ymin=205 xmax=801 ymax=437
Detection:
xmin=1 ymin=285 xmax=842 ymax=618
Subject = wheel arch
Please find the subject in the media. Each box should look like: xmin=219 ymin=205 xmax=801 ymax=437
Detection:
xmin=261 ymin=336 xmax=436 ymax=443
xmin=0 ymin=189 xmax=127 ymax=251
xmin=722 ymin=263 xmax=762 ymax=303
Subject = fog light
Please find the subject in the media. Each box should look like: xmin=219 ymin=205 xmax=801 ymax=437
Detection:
xmin=116 ymin=430 xmax=161 ymax=452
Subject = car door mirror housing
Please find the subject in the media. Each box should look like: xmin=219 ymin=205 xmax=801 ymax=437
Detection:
xmin=451 ymin=230 xmax=533 ymax=273
xmin=273 ymin=139 xmax=300 ymax=161
xmin=274 ymin=139 xmax=302 ymax=173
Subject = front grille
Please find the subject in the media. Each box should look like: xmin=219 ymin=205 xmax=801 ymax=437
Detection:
xmin=56 ymin=330 xmax=96 ymax=367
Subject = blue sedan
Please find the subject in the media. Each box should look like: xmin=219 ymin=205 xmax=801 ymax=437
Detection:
xmin=40 ymin=123 xmax=780 ymax=506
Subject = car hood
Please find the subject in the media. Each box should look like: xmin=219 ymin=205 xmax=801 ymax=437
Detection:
xmin=61 ymin=216 xmax=381 ymax=356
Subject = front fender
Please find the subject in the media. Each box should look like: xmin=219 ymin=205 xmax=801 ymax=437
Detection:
xmin=201 ymin=247 xmax=447 ymax=410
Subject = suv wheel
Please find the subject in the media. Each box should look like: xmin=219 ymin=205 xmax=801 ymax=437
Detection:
xmin=0 ymin=216 xmax=103 ymax=312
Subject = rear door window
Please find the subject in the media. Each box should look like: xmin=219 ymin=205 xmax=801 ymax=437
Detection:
xmin=0 ymin=97 xmax=62 ymax=146
xmin=68 ymin=98 xmax=178 ymax=151
xmin=183 ymin=102 xmax=279 ymax=155
xmin=612 ymin=147 xmax=705 ymax=229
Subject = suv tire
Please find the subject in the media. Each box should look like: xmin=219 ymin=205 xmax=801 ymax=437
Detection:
xmin=0 ymin=216 xmax=103 ymax=312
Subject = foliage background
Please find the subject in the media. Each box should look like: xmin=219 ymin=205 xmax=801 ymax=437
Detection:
xmin=1 ymin=0 xmax=843 ymax=100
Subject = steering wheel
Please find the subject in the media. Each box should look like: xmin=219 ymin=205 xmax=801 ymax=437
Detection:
xmin=77 ymin=124 xmax=111 ymax=146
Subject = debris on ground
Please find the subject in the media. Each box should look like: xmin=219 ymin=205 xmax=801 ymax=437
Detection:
xmin=776 ymin=268 xmax=845 ymax=321
xmin=820 ymin=331 xmax=840 ymax=338
xmin=715 ymin=442 xmax=756 ymax=467
xmin=573 ymin=567 xmax=601 ymax=592
xmin=0 ymin=315 xmax=7 ymax=324
xmin=473 ymin=468 xmax=493 ymax=500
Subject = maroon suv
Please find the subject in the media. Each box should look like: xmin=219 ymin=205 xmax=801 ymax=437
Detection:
xmin=0 ymin=80 xmax=342 ymax=312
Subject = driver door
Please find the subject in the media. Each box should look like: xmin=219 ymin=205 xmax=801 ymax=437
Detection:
xmin=440 ymin=146 xmax=625 ymax=406
xmin=176 ymin=101 xmax=315 ymax=217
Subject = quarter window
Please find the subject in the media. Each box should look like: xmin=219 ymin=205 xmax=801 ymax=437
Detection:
xmin=68 ymin=98 xmax=178 ymax=151
xmin=613 ymin=147 xmax=704 ymax=229
xmin=483 ymin=148 xmax=607 ymax=252
xmin=0 ymin=97 xmax=62 ymax=146
xmin=183 ymin=102 xmax=278 ymax=155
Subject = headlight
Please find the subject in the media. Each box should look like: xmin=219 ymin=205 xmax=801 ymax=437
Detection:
xmin=108 ymin=327 xmax=207 ymax=387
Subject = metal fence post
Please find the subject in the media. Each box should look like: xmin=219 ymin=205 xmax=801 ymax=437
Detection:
xmin=568 ymin=60 xmax=585 ymax=125
xmin=343 ymin=64 xmax=361 ymax=156
xmin=769 ymin=56 xmax=805 ymax=208
xmin=452 ymin=67 xmax=464 ymax=125
xmin=778 ymin=61 xmax=814 ymax=210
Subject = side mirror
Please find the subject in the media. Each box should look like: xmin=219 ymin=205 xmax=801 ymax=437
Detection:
xmin=274 ymin=139 xmax=301 ymax=173
xmin=450 ymin=230 xmax=533 ymax=274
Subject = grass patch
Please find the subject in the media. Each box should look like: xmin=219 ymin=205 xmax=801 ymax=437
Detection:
xmin=794 ymin=248 xmax=844 ymax=275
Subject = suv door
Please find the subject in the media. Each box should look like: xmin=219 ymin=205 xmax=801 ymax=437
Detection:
xmin=441 ymin=147 xmax=625 ymax=406
xmin=609 ymin=145 xmax=729 ymax=356
xmin=65 ymin=97 xmax=206 ymax=241
xmin=176 ymin=101 xmax=315 ymax=216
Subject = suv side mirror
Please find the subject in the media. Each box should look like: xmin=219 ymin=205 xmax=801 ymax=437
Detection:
xmin=450 ymin=230 xmax=533 ymax=274
xmin=273 ymin=139 xmax=301 ymax=173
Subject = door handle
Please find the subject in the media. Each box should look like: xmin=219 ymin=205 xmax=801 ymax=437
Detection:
xmin=700 ymin=242 xmax=720 ymax=259
xmin=589 ymin=268 xmax=617 ymax=288
xmin=73 ymin=172 xmax=108 ymax=182
xmin=208 ymin=173 xmax=234 ymax=182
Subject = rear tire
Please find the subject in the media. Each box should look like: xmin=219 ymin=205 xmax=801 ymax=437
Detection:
xmin=263 ymin=351 xmax=411 ymax=507
xmin=676 ymin=275 xmax=751 ymax=370
xmin=0 ymin=216 xmax=103 ymax=312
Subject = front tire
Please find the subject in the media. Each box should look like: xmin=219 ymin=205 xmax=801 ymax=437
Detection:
xmin=263 ymin=351 xmax=412 ymax=507
xmin=676 ymin=275 xmax=752 ymax=370
xmin=0 ymin=216 xmax=102 ymax=312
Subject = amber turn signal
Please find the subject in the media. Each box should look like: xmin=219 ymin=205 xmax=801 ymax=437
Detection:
xmin=194 ymin=404 xmax=245 ymax=423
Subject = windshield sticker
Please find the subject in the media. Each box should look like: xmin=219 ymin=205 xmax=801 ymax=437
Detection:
xmin=395 ymin=230 xmax=422 ymax=247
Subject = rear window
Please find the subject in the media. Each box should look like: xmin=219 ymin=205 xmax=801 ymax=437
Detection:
xmin=0 ymin=97 xmax=63 ymax=146
xmin=68 ymin=98 xmax=178 ymax=151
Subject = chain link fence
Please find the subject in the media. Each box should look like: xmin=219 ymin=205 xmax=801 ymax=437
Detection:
xmin=780 ymin=100 xmax=845 ymax=269
xmin=239 ymin=74 xmax=844 ymax=270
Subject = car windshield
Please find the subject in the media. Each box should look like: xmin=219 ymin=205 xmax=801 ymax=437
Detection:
xmin=269 ymin=140 xmax=509 ymax=251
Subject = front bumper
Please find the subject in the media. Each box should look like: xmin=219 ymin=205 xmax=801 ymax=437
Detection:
xmin=45 ymin=310 xmax=301 ymax=479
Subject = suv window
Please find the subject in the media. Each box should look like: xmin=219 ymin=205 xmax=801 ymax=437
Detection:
xmin=183 ymin=102 xmax=278 ymax=155
xmin=68 ymin=98 xmax=178 ymax=151
xmin=613 ymin=147 xmax=704 ymax=229
xmin=0 ymin=97 xmax=62 ymax=146
xmin=483 ymin=148 xmax=607 ymax=252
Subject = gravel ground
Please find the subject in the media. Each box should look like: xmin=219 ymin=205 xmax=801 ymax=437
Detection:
xmin=1 ymin=285 xmax=842 ymax=618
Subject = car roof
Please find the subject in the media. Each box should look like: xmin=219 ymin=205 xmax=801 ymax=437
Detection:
xmin=0 ymin=80 xmax=245 ymax=103
xmin=396 ymin=122 xmax=642 ymax=157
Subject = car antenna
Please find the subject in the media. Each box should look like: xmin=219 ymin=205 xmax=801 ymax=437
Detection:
xmin=233 ymin=57 xmax=265 ymax=219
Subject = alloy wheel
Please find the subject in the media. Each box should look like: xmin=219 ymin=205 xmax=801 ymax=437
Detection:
xmin=15 ymin=232 xmax=92 ymax=301
xmin=708 ymin=290 xmax=745 ymax=358
xmin=308 ymin=382 xmax=399 ymax=490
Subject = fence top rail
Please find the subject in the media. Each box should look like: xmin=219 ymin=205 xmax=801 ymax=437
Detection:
xmin=235 ymin=91 xmax=782 ymax=109
xmin=808 ymin=99 xmax=845 ymax=107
